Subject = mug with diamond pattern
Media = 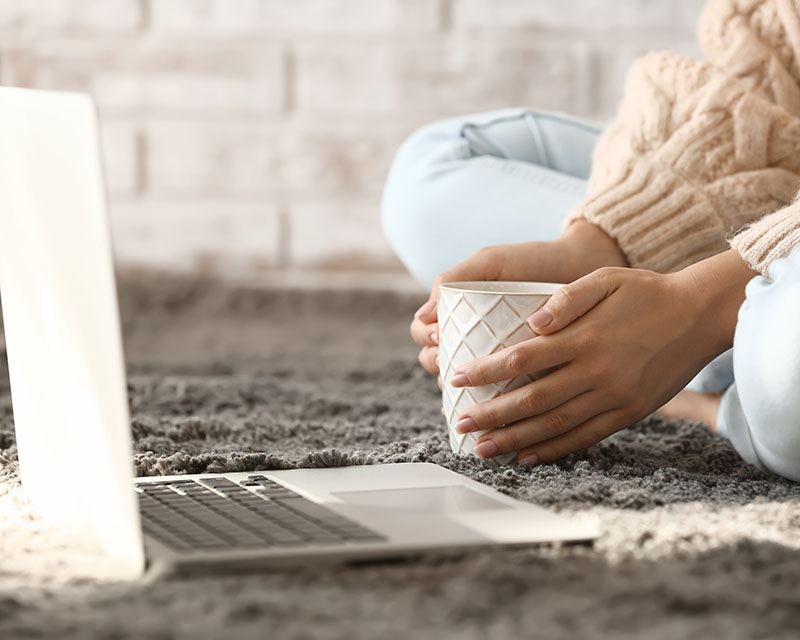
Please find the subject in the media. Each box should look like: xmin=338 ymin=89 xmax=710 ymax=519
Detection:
xmin=437 ymin=281 xmax=563 ymax=464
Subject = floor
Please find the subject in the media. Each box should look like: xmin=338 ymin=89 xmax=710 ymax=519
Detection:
xmin=1 ymin=273 xmax=799 ymax=639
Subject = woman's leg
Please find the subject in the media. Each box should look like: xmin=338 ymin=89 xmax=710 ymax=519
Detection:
xmin=717 ymin=244 xmax=800 ymax=481
xmin=685 ymin=349 xmax=734 ymax=392
xmin=381 ymin=109 xmax=602 ymax=289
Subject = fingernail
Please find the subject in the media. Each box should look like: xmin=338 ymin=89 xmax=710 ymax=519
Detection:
xmin=430 ymin=331 xmax=439 ymax=345
xmin=518 ymin=453 xmax=539 ymax=466
xmin=441 ymin=407 xmax=446 ymax=416
xmin=455 ymin=416 xmax=477 ymax=433
xmin=474 ymin=440 xmax=499 ymax=458
xmin=415 ymin=299 xmax=436 ymax=318
xmin=450 ymin=373 xmax=470 ymax=387
xmin=434 ymin=355 xmax=439 ymax=369
xmin=528 ymin=307 xmax=553 ymax=330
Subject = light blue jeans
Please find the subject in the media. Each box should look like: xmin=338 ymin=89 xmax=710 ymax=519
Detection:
xmin=381 ymin=108 xmax=800 ymax=482
xmin=381 ymin=109 xmax=600 ymax=289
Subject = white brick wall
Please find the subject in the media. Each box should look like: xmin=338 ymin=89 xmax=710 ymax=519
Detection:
xmin=3 ymin=42 xmax=285 ymax=114
xmin=295 ymin=42 xmax=590 ymax=115
xmin=149 ymin=0 xmax=443 ymax=34
xmin=0 ymin=0 xmax=708 ymax=283
xmin=452 ymin=0 xmax=705 ymax=31
xmin=110 ymin=201 xmax=282 ymax=273
xmin=0 ymin=0 xmax=141 ymax=34
xmin=289 ymin=200 xmax=398 ymax=269
xmin=145 ymin=122 xmax=407 ymax=195
xmin=101 ymin=121 xmax=140 ymax=195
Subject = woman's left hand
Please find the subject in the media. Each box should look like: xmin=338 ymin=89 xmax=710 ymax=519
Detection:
xmin=450 ymin=252 xmax=756 ymax=465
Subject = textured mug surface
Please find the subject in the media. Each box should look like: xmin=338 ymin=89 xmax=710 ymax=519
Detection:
xmin=438 ymin=281 xmax=563 ymax=464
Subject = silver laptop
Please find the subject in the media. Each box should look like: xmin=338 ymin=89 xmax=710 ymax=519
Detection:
xmin=0 ymin=86 xmax=598 ymax=579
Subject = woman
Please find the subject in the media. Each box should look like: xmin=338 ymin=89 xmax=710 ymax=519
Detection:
xmin=381 ymin=0 xmax=800 ymax=481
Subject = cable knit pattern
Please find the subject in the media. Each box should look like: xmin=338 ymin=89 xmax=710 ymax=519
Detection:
xmin=567 ymin=0 xmax=800 ymax=275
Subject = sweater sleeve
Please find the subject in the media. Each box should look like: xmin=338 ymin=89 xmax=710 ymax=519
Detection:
xmin=566 ymin=0 xmax=800 ymax=273
xmin=729 ymin=196 xmax=800 ymax=275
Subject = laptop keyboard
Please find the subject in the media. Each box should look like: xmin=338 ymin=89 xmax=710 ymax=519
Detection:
xmin=136 ymin=475 xmax=385 ymax=553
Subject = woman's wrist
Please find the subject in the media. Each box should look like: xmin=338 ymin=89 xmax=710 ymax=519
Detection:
xmin=671 ymin=249 xmax=759 ymax=356
xmin=557 ymin=219 xmax=629 ymax=278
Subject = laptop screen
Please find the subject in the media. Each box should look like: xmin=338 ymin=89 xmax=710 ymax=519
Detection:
xmin=0 ymin=87 xmax=144 ymax=578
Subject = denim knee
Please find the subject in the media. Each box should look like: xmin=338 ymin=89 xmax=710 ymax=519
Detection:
xmin=381 ymin=109 xmax=592 ymax=289
xmin=731 ymin=245 xmax=800 ymax=481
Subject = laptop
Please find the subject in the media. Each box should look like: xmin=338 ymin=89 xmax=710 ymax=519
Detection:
xmin=0 ymin=86 xmax=598 ymax=579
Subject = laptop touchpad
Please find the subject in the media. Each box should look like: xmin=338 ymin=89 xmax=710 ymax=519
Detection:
xmin=331 ymin=486 xmax=512 ymax=514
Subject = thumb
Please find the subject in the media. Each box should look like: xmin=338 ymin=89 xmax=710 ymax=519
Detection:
xmin=527 ymin=268 xmax=621 ymax=334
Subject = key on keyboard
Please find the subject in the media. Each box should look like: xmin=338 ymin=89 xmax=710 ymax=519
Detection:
xmin=136 ymin=475 xmax=385 ymax=552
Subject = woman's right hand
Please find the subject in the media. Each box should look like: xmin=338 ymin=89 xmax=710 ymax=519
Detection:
xmin=411 ymin=220 xmax=628 ymax=378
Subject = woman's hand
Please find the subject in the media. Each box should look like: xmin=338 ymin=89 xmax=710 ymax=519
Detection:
xmin=449 ymin=250 xmax=757 ymax=464
xmin=411 ymin=220 xmax=628 ymax=378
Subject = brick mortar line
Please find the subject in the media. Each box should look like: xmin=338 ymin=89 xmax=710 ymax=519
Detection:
xmin=276 ymin=204 xmax=291 ymax=269
xmin=108 ymin=194 xmax=387 ymax=203
xmin=134 ymin=128 xmax=146 ymax=196
xmin=112 ymin=190 xmax=387 ymax=201
xmin=440 ymin=0 xmax=453 ymax=32
xmin=112 ymin=114 xmax=599 ymax=130
xmin=126 ymin=115 xmax=457 ymax=127
xmin=139 ymin=0 xmax=151 ymax=31
xmin=282 ymin=47 xmax=294 ymax=115
xmin=0 ymin=31 xmax=700 ymax=47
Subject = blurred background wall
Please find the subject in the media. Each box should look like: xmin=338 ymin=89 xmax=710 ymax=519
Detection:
xmin=0 ymin=0 xmax=706 ymax=289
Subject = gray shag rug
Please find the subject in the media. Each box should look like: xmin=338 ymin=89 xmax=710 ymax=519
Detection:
xmin=1 ymin=273 xmax=800 ymax=639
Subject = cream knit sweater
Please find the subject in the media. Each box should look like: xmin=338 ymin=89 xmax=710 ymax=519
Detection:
xmin=568 ymin=0 xmax=800 ymax=276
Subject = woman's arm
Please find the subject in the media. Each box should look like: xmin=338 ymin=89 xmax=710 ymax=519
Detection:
xmin=411 ymin=219 xmax=627 ymax=376
xmin=449 ymin=249 xmax=758 ymax=464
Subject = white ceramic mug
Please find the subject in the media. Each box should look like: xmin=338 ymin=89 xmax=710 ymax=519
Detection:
xmin=437 ymin=281 xmax=563 ymax=464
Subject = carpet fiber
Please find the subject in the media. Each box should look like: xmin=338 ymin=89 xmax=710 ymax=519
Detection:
xmin=2 ymin=275 xmax=800 ymax=639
